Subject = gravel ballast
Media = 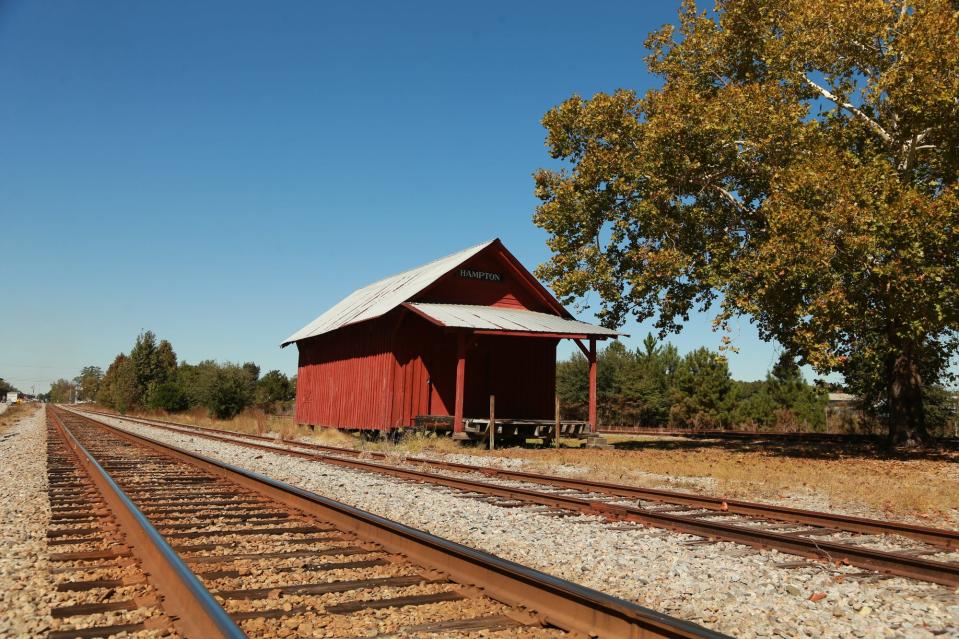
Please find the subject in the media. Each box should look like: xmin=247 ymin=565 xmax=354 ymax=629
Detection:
xmin=89 ymin=412 xmax=959 ymax=639
xmin=0 ymin=407 xmax=54 ymax=638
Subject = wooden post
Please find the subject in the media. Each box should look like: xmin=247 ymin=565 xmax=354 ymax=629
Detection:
xmin=588 ymin=337 xmax=598 ymax=433
xmin=453 ymin=332 xmax=467 ymax=437
xmin=554 ymin=394 xmax=561 ymax=448
xmin=489 ymin=394 xmax=495 ymax=450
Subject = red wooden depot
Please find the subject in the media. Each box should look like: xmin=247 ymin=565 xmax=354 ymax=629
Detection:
xmin=282 ymin=239 xmax=620 ymax=440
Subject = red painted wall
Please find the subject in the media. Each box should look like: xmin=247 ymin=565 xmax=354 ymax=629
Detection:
xmin=294 ymin=315 xmax=399 ymax=428
xmin=414 ymin=249 xmax=554 ymax=312
xmin=295 ymin=310 xmax=558 ymax=430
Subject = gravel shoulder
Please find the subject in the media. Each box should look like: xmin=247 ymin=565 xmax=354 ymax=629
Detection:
xmin=0 ymin=406 xmax=54 ymax=638
xmin=91 ymin=411 xmax=959 ymax=639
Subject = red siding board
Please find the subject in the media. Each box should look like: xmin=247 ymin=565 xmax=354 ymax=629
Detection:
xmin=295 ymin=316 xmax=398 ymax=430
xmin=413 ymin=250 xmax=552 ymax=312
xmin=295 ymin=310 xmax=559 ymax=430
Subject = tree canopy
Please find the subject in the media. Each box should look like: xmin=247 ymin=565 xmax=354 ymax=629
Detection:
xmin=73 ymin=366 xmax=103 ymax=402
xmin=48 ymin=379 xmax=76 ymax=404
xmin=95 ymin=331 xmax=295 ymax=418
xmin=534 ymin=0 xmax=959 ymax=445
xmin=558 ymin=335 xmax=828 ymax=431
xmin=0 ymin=378 xmax=18 ymax=396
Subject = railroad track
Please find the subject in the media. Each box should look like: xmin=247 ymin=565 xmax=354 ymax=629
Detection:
xmin=48 ymin=406 xmax=725 ymax=639
xmin=77 ymin=408 xmax=959 ymax=589
xmin=46 ymin=413 xmax=186 ymax=639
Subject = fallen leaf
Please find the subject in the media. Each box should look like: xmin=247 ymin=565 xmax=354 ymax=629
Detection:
xmin=809 ymin=592 xmax=827 ymax=602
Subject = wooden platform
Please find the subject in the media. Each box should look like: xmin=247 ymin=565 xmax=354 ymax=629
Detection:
xmin=413 ymin=415 xmax=591 ymax=441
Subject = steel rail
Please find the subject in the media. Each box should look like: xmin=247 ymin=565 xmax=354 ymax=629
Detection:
xmin=82 ymin=409 xmax=959 ymax=550
xmin=48 ymin=408 xmax=246 ymax=639
xmin=58 ymin=407 xmax=727 ymax=639
xmin=76 ymin=409 xmax=959 ymax=588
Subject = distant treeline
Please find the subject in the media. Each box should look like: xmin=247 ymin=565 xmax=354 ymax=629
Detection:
xmin=557 ymin=335 xmax=828 ymax=431
xmin=558 ymin=336 xmax=959 ymax=435
xmin=0 ymin=377 xmax=19 ymax=396
xmin=43 ymin=331 xmax=954 ymax=434
xmin=45 ymin=331 xmax=295 ymax=419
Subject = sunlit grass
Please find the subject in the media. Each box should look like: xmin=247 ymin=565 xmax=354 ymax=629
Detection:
xmin=356 ymin=431 xmax=463 ymax=456
xmin=464 ymin=437 xmax=959 ymax=519
xmin=0 ymin=403 xmax=33 ymax=433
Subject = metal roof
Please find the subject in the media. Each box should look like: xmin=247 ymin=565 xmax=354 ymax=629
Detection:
xmin=281 ymin=240 xmax=496 ymax=346
xmin=406 ymin=303 xmax=621 ymax=337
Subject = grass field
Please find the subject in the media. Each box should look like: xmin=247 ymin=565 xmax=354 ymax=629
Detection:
xmin=105 ymin=406 xmax=958 ymax=522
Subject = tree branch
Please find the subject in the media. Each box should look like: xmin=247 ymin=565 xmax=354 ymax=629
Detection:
xmin=900 ymin=134 xmax=918 ymax=173
xmin=712 ymin=185 xmax=748 ymax=215
xmin=900 ymin=129 xmax=936 ymax=173
xmin=897 ymin=2 xmax=909 ymax=27
xmin=799 ymin=74 xmax=894 ymax=145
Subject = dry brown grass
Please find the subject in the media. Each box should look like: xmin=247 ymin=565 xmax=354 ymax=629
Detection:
xmin=102 ymin=406 xmax=357 ymax=447
xmin=126 ymin=408 xmax=472 ymax=458
xmin=356 ymin=431 xmax=464 ymax=456
xmin=112 ymin=406 xmax=464 ymax=454
xmin=465 ymin=436 xmax=959 ymax=521
xmin=0 ymin=403 xmax=32 ymax=433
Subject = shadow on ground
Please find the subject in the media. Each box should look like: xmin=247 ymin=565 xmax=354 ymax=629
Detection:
xmin=608 ymin=434 xmax=959 ymax=462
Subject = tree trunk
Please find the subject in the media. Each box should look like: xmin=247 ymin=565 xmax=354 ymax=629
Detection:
xmin=886 ymin=348 xmax=929 ymax=447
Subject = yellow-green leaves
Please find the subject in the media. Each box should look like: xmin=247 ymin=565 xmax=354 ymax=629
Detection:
xmin=534 ymin=1 xmax=959 ymax=441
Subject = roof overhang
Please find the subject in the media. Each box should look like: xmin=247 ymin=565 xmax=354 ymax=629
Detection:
xmin=403 ymin=303 xmax=624 ymax=339
xmin=280 ymin=240 xmax=497 ymax=347
xmin=280 ymin=238 xmax=622 ymax=347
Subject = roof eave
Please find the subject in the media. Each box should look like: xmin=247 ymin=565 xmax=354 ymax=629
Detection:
xmin=279 ymin=239 xmax=498 ymax=346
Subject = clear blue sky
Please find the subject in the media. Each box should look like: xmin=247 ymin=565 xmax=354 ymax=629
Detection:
xmin=0 ymin=1 xmax=792 ymax=394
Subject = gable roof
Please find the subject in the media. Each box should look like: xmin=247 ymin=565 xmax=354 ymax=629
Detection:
xmin=281 ymin=238 xmax=609 ymax=346
xmin=281 ymin=240 xmax=495 ymax=346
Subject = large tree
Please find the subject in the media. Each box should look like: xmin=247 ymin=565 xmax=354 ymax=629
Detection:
xmin=97 ymin=354 xmax=137 ymax=413
xmin=255 ymin=370 xmax=295 ymax=408
xmin=0 ymin=378 xmax=16 ymax=396
xmin=534 ymin=0 xmax=959 ymax=445
xmin=671 ymin=347 xmax=733 ymax=428
xmin=129 ymin=331 xmax=179 ymax=409
xmin=73 ymin=366 xmax=103 ymax=402
xmin=48 ymin=378 xmax=76 ymax=404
